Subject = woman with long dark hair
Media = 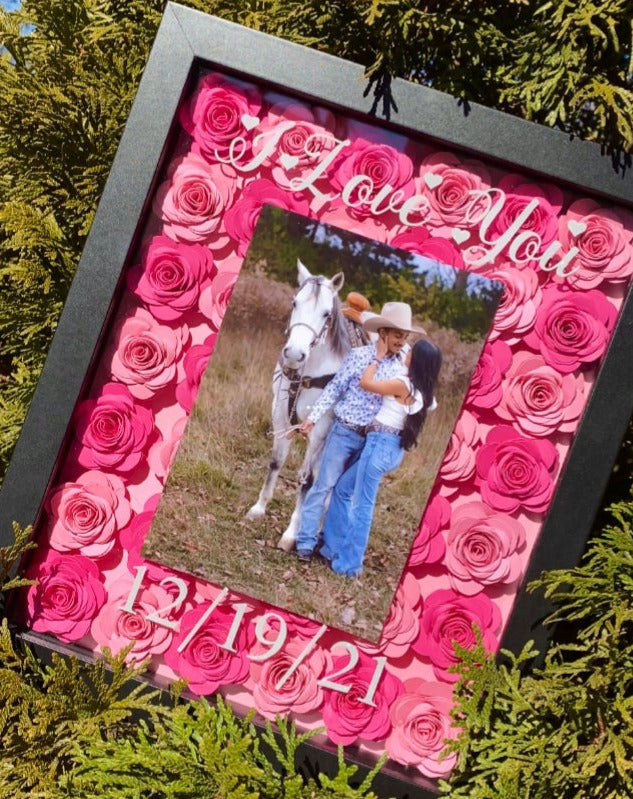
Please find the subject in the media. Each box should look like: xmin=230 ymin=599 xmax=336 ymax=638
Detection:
xmin=320 ymin=333 xmax=442 ymax=578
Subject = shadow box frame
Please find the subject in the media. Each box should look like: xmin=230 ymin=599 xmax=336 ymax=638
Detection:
xmin=1 ymin=3 xmax=633 ymax=796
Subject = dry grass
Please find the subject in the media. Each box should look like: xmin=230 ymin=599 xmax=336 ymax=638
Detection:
xmin=143 ymin=274 xmax=483 ymax=641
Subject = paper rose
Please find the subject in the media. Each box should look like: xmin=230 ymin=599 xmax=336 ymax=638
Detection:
xmin=524 ymin=286 xmax=617 ymax=373
xmin=439 ymin=410 xmax=482 ymax=493
xmin=465 ymin=340 xmax=512 ymax=409
xmin=361 ymin=573 xmax=422 ymax=658
xmin=487 ymin=264 xmax=542 ymax=344
xmin=497 ymin=351 xmax=585 ymax=436
xmin=413 ymin=589 xmax=500 ymax=681
xmin=127 ymin=235 xmax=216 ymax=322
xmin=74 ymin=383 xmax=155 ymax=474
xmin=444 ymin=501 xmax=526 ymax=594
xmin=198 ymin=270 xmax=240 ymax=329
xmin=321 ymin=652 xmax=404 ymax=745
xmin=119 ymin=494 xmax=161 ymax=558
xmin=47 ymin=471 xmax=131 ymax=558
xmin=390 ymin=227 xmax=466 ymax=268
xmin=110 ymin=307 xmax=189 ymax=399
xmin=558 ymin=199 xmax=633 ymax=289
xmin=26 ymin=552 xmax=106 ymax=641
xmin=165 ymin=602 xmax=252 ymax=695
xmin=475 ymin=425 xmax=558 ymax=514
xmin=386 ymin=679 xmax=459 ymax=777
xmin=408 ymin=493 xmax=449 ymax=568
xmin=175 ymin=333 xmax=216 ymax=413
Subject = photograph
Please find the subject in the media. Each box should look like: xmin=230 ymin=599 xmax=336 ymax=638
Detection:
xmin=142 ymin=204 xmax=504 ymax=640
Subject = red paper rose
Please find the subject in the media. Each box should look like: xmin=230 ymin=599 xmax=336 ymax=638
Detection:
xmin=475 ymin=425 xmax=558 ymax=514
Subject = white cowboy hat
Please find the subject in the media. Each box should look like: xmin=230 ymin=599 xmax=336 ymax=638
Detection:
xmin=363 ymin=301 xmax=426 ymax=334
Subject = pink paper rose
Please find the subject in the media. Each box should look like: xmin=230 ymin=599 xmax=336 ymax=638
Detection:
xmin=475 ymin=425 xmax=558 ymax=514
xmin=110 ymin=307 xmax=188 ymax=399
xmin=408 ymin=493 xmax=449 ymax=568
xmin=250 ymin=638 xmax=331 ymax=719
xmin=154 ymin=153 xmax=237 ymax=245
xmin=497 ymin=351 xmax=585 ymax=436
xmin=321 ymin=652 xmax=403 ymax=745
xmin=440 ymin=410 xmax=482 ymax=493
xmin=74 ymin=382 xmax=155 ymax=474
xmin=524 ymin=286 xmax=617 ymax=373
xmin=119 ymin=494 xmax=161 ymax=558
xmin=198 ymin=270 xmax=240 ymax=329
xmin=128 ymin=235 xmax=216 ymax=322
xmin=444 ymin=501 xmax=526 ymax=594
xmin=413 ymin=589 xmax=500 ymax=681
xmin=165 ymin=602 xmax=252 ymax=695
xmin=487 ymin=265 xmax=542 ymax=344
xmin=26 ymin=553 xmax=106 ymax=641
xmin=91 ymin=577 xmax=176 ymax=661
xmin=465 ymin=340 xmax=512 ymax=409
xmin=386 ymin=679 xmax=459 ymax=777
xmin=367 ymin=573 xmax=422 ymax=659
xmin=390 ymin=227 xmax=465 ymax=268
xmin=47 ymin=471 xmax=131 ymax=558
xmin=559 ymin=199 xmax=633 ymax=288
xmin=175 ymin=333 xmax=216 ymax=412
xmin=179 ymin=72 xmax=262 ymax=160
xmin=148 ymin=414 xmax=188 ymax=482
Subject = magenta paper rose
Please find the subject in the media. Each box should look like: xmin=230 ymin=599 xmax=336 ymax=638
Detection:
xmin=110 ymin=307 xmax=189 ymax=399
xmin=165 ymin=602 xmax=252 ymax=695
xmin=413 ymin=589 xmax=500 ymax=681
xmin=91 ymin=577 xmax=176 ymax=661
xmin=321 ymin=652 xmax=403 ymax=745
xmin=444 ymin=501 xmax=526 ymax=595
xmin=223 ymin=179 xmax=310 ymax=256
xmin=74 ymin=382 xmax=155 ymax=474
xmin=440 ymin=410 xmax=481 ymax=494
xmin=386 ymin=679 xmax=459 ymax=777
xmin=487 ymin=265 xmax=542 ymax=344
xmin=559 ymin=199 xmax=633 ymax=288
xmin=199 ymin=270 xmax=240 ymax=329
xmin=524 ymin=286 xmax=617 ymax=373
xmin=128 ymin=235 xmax=216 ymax=322
xmin=250 ymin=639 xmax=332 ymax=720
xmin=175 ymin=333 xmax=216 ymax=413
xmin=47 ymin=471 xmax=131 ymax=558
xmin=409 ymin=493 xmax=449 ymax=568
xmin=154 ymin=153 xmax=238 ymax=245
xmin=475 ymin=425 xmax=558 ymax=514
xmin=390 ymin=227 xmax=465 ymax=268
xmin=465 ymin=340 xmax=512 ymax=409
xmin=328 ymin=137 xmax=414 ymax=219
xmin=26 ymin=553 xmax=106 ymax=641
xmin=179 ymin=72 xmax=262 ymax=160
xmin=497 ymin=351 xmax=585 ymax=437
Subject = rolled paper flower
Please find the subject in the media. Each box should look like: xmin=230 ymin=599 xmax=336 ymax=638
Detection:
xmin=440 ymin=410 xmax=481 ymax=493
xmin=418 ymin=151 xmax=491 ymax=231
xmin=466 ymin=340 xmax=512 ymax=409
xmin=409 ymin=493 xmax=449 ymax=568
xmin=487 ymin=264 xmax=542 ymax=344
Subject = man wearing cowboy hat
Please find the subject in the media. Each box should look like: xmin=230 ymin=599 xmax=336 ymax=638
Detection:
xmin=294 ymin=301 xmax=425 ymax=562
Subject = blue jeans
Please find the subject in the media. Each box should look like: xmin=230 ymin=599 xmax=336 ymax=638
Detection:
xmin=295 ymin=421 xmax=365 ymax=555
xmin=322 ymin=431 xmax=404 ymax=576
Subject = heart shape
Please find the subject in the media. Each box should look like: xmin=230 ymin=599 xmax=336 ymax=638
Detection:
xmin=567 ymin=219 xmax=587 ymax=237
xmin=424 ymin=172 xmax=444 ymax=190
xmin=241 ymin=113 xmax=260 ymax=131
xmin=451 ymin=228 xmax=470 ymax=245
xmin=280 ymin=153 xmax=300 ymax=170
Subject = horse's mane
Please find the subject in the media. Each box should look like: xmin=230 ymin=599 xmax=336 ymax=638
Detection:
xmin=301 ymin=276 xmax=350 ymax=359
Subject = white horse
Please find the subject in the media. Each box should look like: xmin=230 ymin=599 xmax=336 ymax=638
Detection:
xmin=246 ymin=259 xmax=350 ymax=551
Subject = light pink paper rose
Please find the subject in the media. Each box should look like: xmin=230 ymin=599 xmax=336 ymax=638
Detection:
xmin=408 ymin=493 xmax=449 ymax=568
xmin=26 ymin=552 xmax=106 ymax=641
xmin=128 ymin=235 xmax=216 ymax=322
xmin=390 ymin=227 xmax=466 ymax=268
xmin=110 ymin=307 xmax=189 ymax=399
xmin=165 ymin=602 xmax=253 ymax=695
xmin=148 ymin=414 xmax=188 ymax=482
xmin=175 ymin=333 xmax=216 ymax=413
xmin=497 ymin=351 xmax=585 ymax=436
xmin=413 ymin=589 xmax=500 ymax=681
xmin=363 ymin=573 xmax=421 ymax=659
xmin=250 ymin=639 xmax=331 ymax=719
xmin=74 ymin=382 xmax=156 ymax=474
xmin=444 ymin=502 xmax=526 ymax=595
xmin=47 ymin=471 xmax=131 ymax=558
xmin=321 ymin=652 xmax=404 ymax=745
xmin=524 ymin=286 xmax=617 ymax=373
xmin=154 ymin=153 xmax=237 ymax=245
xmin=91 ymin=577 xmax=176 ymax=661
xmin=558 ymin=199 xmax=633 ymax=288
xmin=465 ymin=340 xmax=512 ymax=409
xmin=179 ymin=72 xmax=262 ymax=160
xmin=487 ymin=265 xmax=542 ymax=344
xmin=475 ymin=425 xmax=558 ymax=514
xmin=386 ymin=679 xmax=459 ymax=777
xmin=198 ymin=270 xmax=240 ymax=329
xmin=440 ymin=410 xmax=482 ymax=494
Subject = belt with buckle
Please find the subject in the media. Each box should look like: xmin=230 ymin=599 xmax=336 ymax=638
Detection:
xmin=367 ymin=422 xmax=401 ymax=436
xmin=335 ymin=418 xmax=368 ymax=436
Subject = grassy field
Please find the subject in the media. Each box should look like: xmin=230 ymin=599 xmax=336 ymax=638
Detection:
xmin=143 ymin=274 xmax=484 ymax=641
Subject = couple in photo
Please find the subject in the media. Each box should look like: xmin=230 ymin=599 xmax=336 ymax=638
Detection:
xmin=294 ymin=301 xmax=442 ymax=577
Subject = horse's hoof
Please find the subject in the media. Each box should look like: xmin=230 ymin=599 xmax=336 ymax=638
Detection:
xmin=277 ymin=536 xmax=295 ymax=552
xmin=246 ymin=505 xmax=265 ymax=521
